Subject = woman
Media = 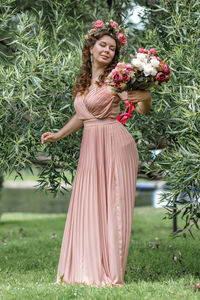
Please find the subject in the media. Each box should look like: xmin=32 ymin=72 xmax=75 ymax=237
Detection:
xmin=41 ymin=20 xmax=152 ymax=287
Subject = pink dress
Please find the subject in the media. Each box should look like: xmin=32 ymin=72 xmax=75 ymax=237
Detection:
xmin=56 ymin=84 xmax=139 ymax=287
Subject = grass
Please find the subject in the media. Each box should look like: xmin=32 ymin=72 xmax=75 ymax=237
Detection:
xmin=0 ymin=207 xmax=200 ymax=300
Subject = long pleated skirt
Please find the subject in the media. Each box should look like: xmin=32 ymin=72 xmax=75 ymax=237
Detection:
xmin=56 ymin=118 xmax=139 ymax=287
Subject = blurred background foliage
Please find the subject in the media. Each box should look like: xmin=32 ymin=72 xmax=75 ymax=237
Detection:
xmin=0 ymin=0 xmax=199 ymax=234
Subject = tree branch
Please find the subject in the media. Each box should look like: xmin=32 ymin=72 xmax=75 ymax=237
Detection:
xmin=0 ymin=39 xmax=16 ymax=53
xmin=107 ymin=0 xmax=112 ymax=10
xmin=31 ymin=156 xmax=68 ymax=168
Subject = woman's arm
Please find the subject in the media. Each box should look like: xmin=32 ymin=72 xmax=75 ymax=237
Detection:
xmin=56 ymin=113 xmax=83 ymax=139
xmin=118 ymin=90 xmax=152 ymax=114
xmin=41 ymin=113 xmax=83 ymax=144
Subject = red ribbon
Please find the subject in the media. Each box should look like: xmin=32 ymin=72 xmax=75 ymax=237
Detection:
xmin=117 ymin=99 xmax=134 ymax=125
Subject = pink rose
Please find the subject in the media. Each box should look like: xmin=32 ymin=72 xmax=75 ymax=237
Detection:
xmin=156 ymin=72 xmax=167 ymax=83
xmin=164 ymin=74 xmax=170 ymax=82
xmin=126 ymin=64 xmax=133 ymax=72
xmin=138 ymin=48 xmax=144 ymax=53
xmin=94 ymin=20 xmax=104 ymax=29
xmin=156 ymin=57 xmax=161 ymax=62
xmin=116 ymin=33 xmax=127 ymax=45
xmin=111 ymin=69 xmax=119 ymax=76
xmin=144 ymin=49 xmax=148 ymax=54
xmin=162 ymin=63 xmax=172 ymax=74
xmin=113 ymin=72 xmax=123 ymax=84
xmin=117 ymin=62 xmax=127 ymax=68
xmin=122 ymin=73 xmax=130 ymax=82
xmin=149 ymin=48 xmax=156 ymax=55
xmin=110 ymin=20 xmax=118 ymax=28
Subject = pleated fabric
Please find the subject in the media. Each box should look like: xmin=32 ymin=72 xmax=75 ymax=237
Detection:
xmin=56 ymin=85 xmax=139 ymax=287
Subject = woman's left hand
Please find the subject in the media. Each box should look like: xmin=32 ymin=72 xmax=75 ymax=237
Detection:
xmin=127 ymin=90 xmax=151 ymax=104
xmin=127 ymin=90 xmax=152 ymax=114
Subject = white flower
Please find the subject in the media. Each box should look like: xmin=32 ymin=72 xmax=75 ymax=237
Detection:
xmin=143 ymin=64 xmax=157 ymax=76
xmin=150 ymin=58 xmax=160 ymax=68
xmin=143 ymin=65 xmax=151 ymax=76
xmin=129 ymin=71 xmax=135 ymax=78
xmin=150 ymin=67 xmax=157 ymax=76
xmin=131 ymin=58 xmax=144 ymax=71
xmin=136 ymin=53 xmax=148 ymax=62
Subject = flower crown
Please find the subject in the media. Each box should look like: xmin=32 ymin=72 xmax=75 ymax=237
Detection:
xmin=85 ymin=20 xmax=127 ymax=47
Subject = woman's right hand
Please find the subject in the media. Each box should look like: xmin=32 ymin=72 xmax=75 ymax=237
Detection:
xmin=41 ymin=132 xmax=61 ymax=144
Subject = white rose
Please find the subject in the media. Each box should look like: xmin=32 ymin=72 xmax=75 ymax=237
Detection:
xmin=143 ymin=66 xmax=151 ymax=76
xmin=150 ymin=58 xmax=160 ymax=68
xmin=144 ymin=64 xmax=157 ymax=76
xmin=136 ymin=53 xmax=147 ymax=62
xmin=150 ymin=67 xmax=157 ymax=76
xmin=131 ymin=58 xmax=144 ymax=71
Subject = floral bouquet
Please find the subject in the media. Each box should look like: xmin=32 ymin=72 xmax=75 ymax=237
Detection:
xmin=105 ymin=47 xmax=172 ymax=124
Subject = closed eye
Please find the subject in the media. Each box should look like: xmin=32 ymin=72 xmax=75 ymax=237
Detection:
xmin=100 ymin=43 xmax=115 ymax=51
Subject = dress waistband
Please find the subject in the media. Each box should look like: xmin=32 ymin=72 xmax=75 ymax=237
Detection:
xmin=83 ymin=118 xmax=118 ymax=127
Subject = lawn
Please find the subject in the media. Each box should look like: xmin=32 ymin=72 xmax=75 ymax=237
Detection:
xmin=0 ymin=207 xmax=200 ymax=300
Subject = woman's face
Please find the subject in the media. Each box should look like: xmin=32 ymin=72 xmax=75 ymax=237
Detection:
xmin=90 ymin=35 xmax=116 ymax=66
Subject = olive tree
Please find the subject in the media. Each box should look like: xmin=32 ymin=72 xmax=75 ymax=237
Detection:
xmin=0 ymin=0 xmax=134 ymax=192
xmin=0 ymin=0 xmax=199 ymax=235
xmin=128 ymin=0 xmax=200 ymax=236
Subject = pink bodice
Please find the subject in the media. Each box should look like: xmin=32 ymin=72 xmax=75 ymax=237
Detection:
xmin=74 ymin=85 xmax=121 ymax=122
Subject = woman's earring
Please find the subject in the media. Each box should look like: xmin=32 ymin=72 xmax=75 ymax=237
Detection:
xmin=90 ymin=53 xmax=93 ymax=63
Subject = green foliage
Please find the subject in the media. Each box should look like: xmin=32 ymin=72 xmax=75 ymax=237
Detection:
xmin=0 ymin=8 xmax=81 ymax=191
xmin=0 ymin=0 xmax=133 ymax=194
xmin=1 ymin=0 xmax=199 ymax=234
xmin=127 ymin=0 xmax=200 ymax=235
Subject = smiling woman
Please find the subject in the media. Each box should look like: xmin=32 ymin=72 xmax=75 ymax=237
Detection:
xmin=41 ymin=19 xmax=152 ymax=287
xmin=91 ymin=36 xmax=116 ymax=63
xmin=72 ymin=27 xmax=122 ymax=97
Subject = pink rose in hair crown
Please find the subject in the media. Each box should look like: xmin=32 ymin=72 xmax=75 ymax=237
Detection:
xmin=93 ymin=20 xmax=104 ymax=29
xmin=116 ymin=33 xmax=127 ymax=45
xmin=110 ymin=20 xmax=119 ymax=28
xmin=86 ymin=19 xmax=127 ymax=48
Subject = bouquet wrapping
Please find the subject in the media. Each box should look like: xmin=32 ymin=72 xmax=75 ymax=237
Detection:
xmin=105 ymin=48 xmax=172 ymax=124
